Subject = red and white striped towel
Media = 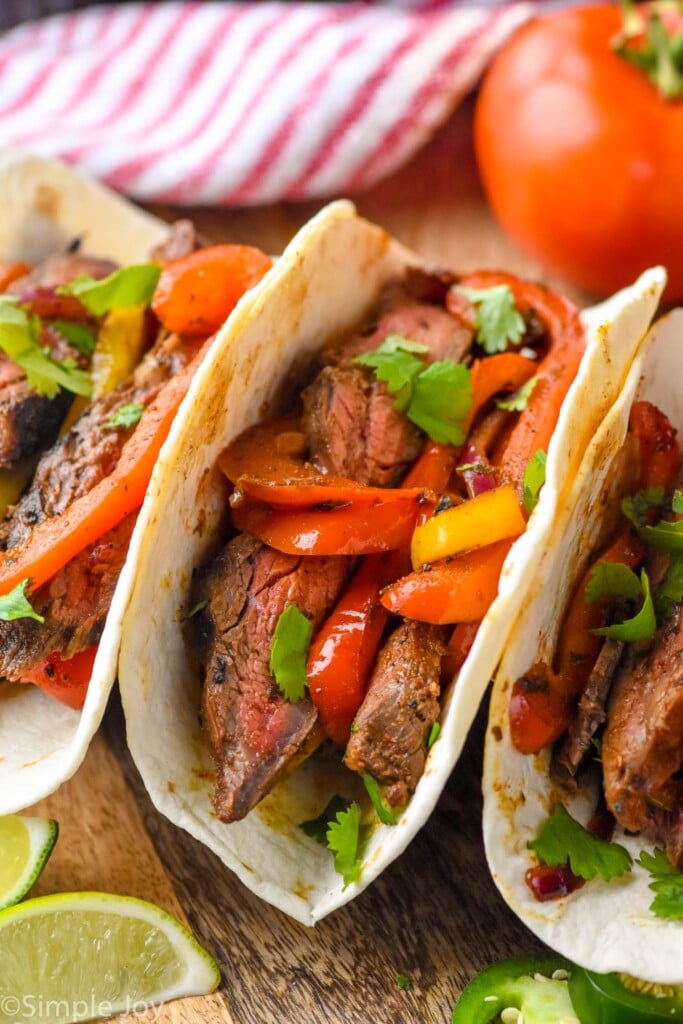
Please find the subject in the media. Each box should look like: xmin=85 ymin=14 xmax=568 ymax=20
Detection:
xmin=0 ymin=1 xmax=535 ymax=206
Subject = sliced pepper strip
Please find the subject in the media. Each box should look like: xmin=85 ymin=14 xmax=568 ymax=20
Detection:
xmin=232 ymin=493 xmax=428 ymax=557
xmin=465 ymin=351 xmax=537 ymax=432
xmin=231 ymin=476 xmax=429 ymax=510
xmin=381 ymin=538 xmax=514 ymax=625
xmin=0 ymin=337 xmax=211 ymax=595
xmin=20 ymin=644 xmax=98 ymax=710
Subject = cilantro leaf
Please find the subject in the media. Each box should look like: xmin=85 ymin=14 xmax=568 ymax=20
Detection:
xmin=638 ymin=848 xmax=683 ymax=919
xmin=362 ymin=773 xmax=397 ymax=826
xmin=300 ymin=795 xmax=350 ymax=845
xmin=523 ymin=449 xmax=546 ymax=515
xmin=585 ymin=562 xmax=643 ymax=605
xmin=655 ymin=552 xmax=683 ymax=620
xmin=49 ymin=319 xmax=97 ymax=356
xmin=528 ymin=803 xmax=632 ymax=883
xmin=495 ymin=373 xmax=538 ymax=412
xmin=426 ymin=721 xmax=440 ymax=749
xmin=326 ymin=801 xmax=362 ymax=888
xmin=0 ymin=579 xmax=44 ymax=624
xmin=673 ymin=490 xmax=683 ymax=514
xmin=621 ymin=487 xmax=666 ymax=529
xmin=269 ymin=604 xmax=313 ymax=702
xmin=455 ymin=284 xmax=525 ymax=354
xmin=0 ymin=304 xmax=92 ymax=398
xmin=58 ymin=264 xmax=161 ymax=316
xmin=592 ymin=569 xmax=656 ymax=642
xmin=406 ymin=360 xmax=471 ymax=445
xmin=639 ymin=519 xmax=683 ymax=554
xmin=396 ymin=976 xmax=411 ymax=991
xmin=103 ymin=402 xmax=145 ymax=431
xmin=355 ymin=335 xmax=473 ymax=444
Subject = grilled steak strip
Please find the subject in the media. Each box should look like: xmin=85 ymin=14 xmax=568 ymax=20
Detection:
xmin=193 ymin=533 xmax=348 ymax=823
xmin=602 ymin=606 xmax=683 ymax=867
xmin=551 ymin=638 xmax=625 ymax=788
xmin=344 ymin=620 xmax=445 ymax=807
xmin=302 ymin=289 xmax=474 ymax=487
xmin=0 ymin=332 xmax=196 ymax=550
xmin=0 ymin=514 xmax=136 ymax=680
xmin=6 ymin=253 xmax=117 ymax=295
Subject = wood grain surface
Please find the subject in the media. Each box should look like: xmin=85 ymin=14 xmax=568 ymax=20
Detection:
xmin=27 ymin=99 xmax=585 ymax=1024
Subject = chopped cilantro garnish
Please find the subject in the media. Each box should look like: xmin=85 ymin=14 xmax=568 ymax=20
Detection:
xmin=528 ymin=803 xmax=632 ymax=883
xmin=327 ymin=801 xmax=362 ymax=888
xmin=454 ymin=284 xmax=525 ymax=354
xmin=638 ymin=848 xmax=683 ymax=919
xmin=362 ymin=773 xmax=397 ymax=826
xmin=184 ymin=599 xmax=208 ymax=621
xmin=269 ymin=604 xmax=313 ymax=702
xmin=0 ymin=304 xmax=92 ymax=399
xmin=639 ymin=518 xmax=683 ymax=554
xmin=396 ymin=975 xmax=411 ymax=991
xmin=354 ymin=335 xmax=472 ymax=445
xmin=104 ymin=401 xmax=145 ymax=431
xmin=0 ymin=579 xmax=45 ymax=624
xmin=522 ymin=449 xmax=546 ymax=516
xmin=655 ymin=552 xmax=683 ymax=620
xmin=585 ymin=561 xmax=643 ymax=605
xmin=49 ymin=319 xmax=97 ymax=355
xmin=495 ymin=374 xmax=538 ymax=412
xmin=621 ymin=487 xmax=666 ymax=529
xmin=58 ymin=264 xmax=161 ymax=316
xmin=426 ymin=721 xmax=440 ymax=749
xmin=673 ymin=489 xmax=683 ymax=514
xmin=300 ymin=795 xmax=350 ymax=845
xmin=592 ymin=569 xmax=656 ymax=643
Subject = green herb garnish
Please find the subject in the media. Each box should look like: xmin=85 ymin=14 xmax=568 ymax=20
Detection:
xmin=48 ymin=319 xmax=97 ymax=356
xmin=396 ymin=975 xmax=411 ymax=992
xmin=496 ymin=374 xmax=538 ymax=412
xmin=362 ymin=773 xmax=397 ymax=826
xmin=103 ymin=401 xmax=145 ymax=431
xmin=426 ymin=721 xmax=440 ymax=749
xmin=585 ymin=562 xmax=644 ymax=605
xmin=300 ymin=796 xmax=351 ymax=845
xmin=528 ymin=803 xmax=632 ymax=883
xmin=638 ymin=848 xmax=683 ymax=919
xmin=0 ymin=579 xmax=45 ymax=624
xmin=454 ymin=284 xmax=525 ymax=354
xmin=269 ymin=604 xmax=313 ymax=702
xmin=592 ymin=569 xmax=656 ymax=643
xmin=0 ymin=304 xmax=92 ymax=399
xmin=58 ymin=264 xmax=161 ymax=316
xmin=522 ymin=449 xmax=547 ymax=516
xmin=326 ymin=801 xmax=362 ymax=888
xmin=621 ymin=487 xmax=666 ymax=529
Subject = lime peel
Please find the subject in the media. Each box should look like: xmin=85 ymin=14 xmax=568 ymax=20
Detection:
xmin=0 ymin=814 xmax=58 ymax=910
xmin=0 ymin=890 xmax=220 ymax=1023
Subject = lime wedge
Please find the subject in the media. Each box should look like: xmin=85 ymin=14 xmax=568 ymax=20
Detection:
xmin=0 ymin=892 xmax=220 ymax=1023
xmin=0 ymin=815 xmax=58 ymax=910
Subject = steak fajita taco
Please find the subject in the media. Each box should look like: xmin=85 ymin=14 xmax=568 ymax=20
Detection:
xmin=484 ymin=310 xmax=683 ymax=984
xmin=119 ymin=200 xmax=665 ymax=924
xmin=0 ymin=148 xmax=272 ymax=814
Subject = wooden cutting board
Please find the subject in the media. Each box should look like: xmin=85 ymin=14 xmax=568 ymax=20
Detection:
xmin=28 ymin=100 xmax=586 ymax=1024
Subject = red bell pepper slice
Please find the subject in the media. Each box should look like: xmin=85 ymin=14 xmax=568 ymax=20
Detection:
xmin=21 ymin=645 xmax=98 ymax=710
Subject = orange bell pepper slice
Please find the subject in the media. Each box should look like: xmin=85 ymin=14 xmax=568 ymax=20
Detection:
xmin=465 ymin=351 xmax=537 ymax=433
xmin=0 ymin=261 xmax=30 ymax=293
xmin=0 ymin=337 xmax=212 ymax=595
xmin=231 ymin=476 xmax=429 ymax=509
xmin=152 ymin=245 xmax=273 ymax=337
xmin=381 ymin=538 xmax=514 ymax=625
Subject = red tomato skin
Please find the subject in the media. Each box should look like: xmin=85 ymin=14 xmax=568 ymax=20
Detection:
xmin=475 ymin=4 xmax=683 ymax=302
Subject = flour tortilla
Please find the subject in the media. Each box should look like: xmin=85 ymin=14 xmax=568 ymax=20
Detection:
xmin=0 ymin=148 xmax=169 ymax=814
xmin=484 ymin=309 xmax=683 ymax=984
xmin=118 ymin=198 xmax=665 ymax=924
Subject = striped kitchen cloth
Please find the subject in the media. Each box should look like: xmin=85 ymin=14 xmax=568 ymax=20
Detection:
xmin=0 ymin=1 xmax=535 ymax=206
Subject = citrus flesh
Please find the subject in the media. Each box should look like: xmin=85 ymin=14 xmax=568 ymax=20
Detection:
xmin=0 ymin=814 xmax=58 ymax=910
xmin=0 ymin=891 xmax=220 ymax=1023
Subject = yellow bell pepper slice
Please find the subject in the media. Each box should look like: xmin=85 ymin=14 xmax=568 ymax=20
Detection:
xmin=411 ymin=483 xmax=526 ymax=570
xmin=91 ymin=305 xmax=147 ymax=399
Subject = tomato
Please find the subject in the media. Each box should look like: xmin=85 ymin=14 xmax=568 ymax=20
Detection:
xmin=474 ymin=4 xmax=683 ymax=302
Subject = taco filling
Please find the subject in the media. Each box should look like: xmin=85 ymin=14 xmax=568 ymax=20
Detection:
xmin=0 ymin=230 xmax=272 ymax=709
xmin=189 ymin=266 xmax=587 ymax=826
xmin=511 ymin=397 xmax=683 ymax=879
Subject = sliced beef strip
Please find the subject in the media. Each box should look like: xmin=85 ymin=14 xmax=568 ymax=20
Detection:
xmin=344 ymin=620 xmax=445 ymax=807
xmin=551 ymin=638 xmax=625 ymax=789
xmin=0 ymin=332 xmax=196 ymax=550
xmin=150 ymin=219 xmax=204 ymax=264
xmin=6 ymin=253 xmax=117 ymax=295
xmin=602 ymin=605 xmax=683 ymax=867
xmin=301 ymin=365 xmax=423 ymax=487
xmin=193 ymin=533 xmax=348 ymax=823
xmin=0 ymin=513 xmax=136 ymax=680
